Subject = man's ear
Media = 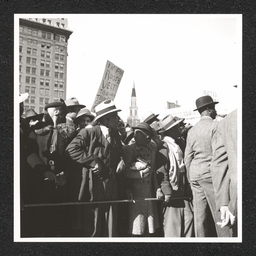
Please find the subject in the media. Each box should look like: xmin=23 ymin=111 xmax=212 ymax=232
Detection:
xmin=54 ymin=108 xmax=60 ymax=116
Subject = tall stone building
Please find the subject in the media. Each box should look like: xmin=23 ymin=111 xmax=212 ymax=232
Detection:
xmin=19 ymin=18 xmax=73 ymax=113
xmin=127 ymin=82 xmax=140 ymax=127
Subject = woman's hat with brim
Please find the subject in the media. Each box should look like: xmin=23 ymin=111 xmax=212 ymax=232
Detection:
xmin=74 ymin=107 xmax=95 ymax=124
xmin=158 ymin=114 xmax=183 ymax=133
xmin=25 ymin=109 xmax=44 ymax=121
xmin=19 ymin=93 xmax=29 ymax=103
xmin=94 ymin=99 xmax=121 ymax=121
xmin=132 ymin=122 xmax=154 ymax=137
xmin=141 ymin=111 xmax=159 ymax=124
xmin=194 ymin=95 xmax=219 ymax=111
xmin=65 ymin=97 xmax=85 ymax=109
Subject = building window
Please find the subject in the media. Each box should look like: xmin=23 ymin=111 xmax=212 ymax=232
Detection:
xmin=59 ymin=73 xmax=64 ymax=79
xmin=45 ymin=89 xmax=49 ymax=96
xmin=55 ymin=72 xmax=59 ymax=79
xmin=27 ymin=28 xmax=32 ymax=34
xmin=55 ymin=35 xmax=60 ymax=41
xmin=25 ymin=86 xmax=30 ymax=93
xmin=59 ymin=64 xmax=64 ymax=71
xmin=60 ymin=55 xmax=64 ymax=61
xmin=31 ymin=87 xmax=36 ymax=94
xmin=30 ymin=96 xmax=35 ymax=104
xmin=45 ymin=70 xmax=50 ymax=77
xmin=42 ymin=31 xmax=46 ymax=38
xmin=19 ymin=26 xmax=24 ymax=33
xmin=25 ymin=98 xmax=29 ymax=103
xmin=47 ymin=33 xmax=51 ymax=39
xmin=41 ymin=50 xmax=45 ymax=58
xmin=19 ymin=75 xmax=22 ymax=82
xmin=19 ymin=56 xmax=22 ymax=62
xmin=39 ymin=107 xmax=44 ymax=113
xmin=46 ymin=51 xmax=50 ymax=58
xmin=55 ymin=54 xmax=59 ymax=60
xmin=32 ymin=58 xmax=37 ymax=65
xmin=27 ymin=39 xmax=32 ymax=45
xmin=45 ymin=79 xmax=50 ymax=86
xmin=26 ymin=76 xmax=30 ymax=84
xmin=32 ymin=40 xmax=37 ymax=46
xmin=41 ymin=42 xmax=46 ymax=48
xmin=19 ymin=65 xmax=22 ymax=72
xmin=40 ymin=60 xmax=45 ymax=67
xmin=40 ymin=97 xmax=44 ymax=105
xmin=46 ymin=44 xmax=51 ymax=49
xmin=19 ymin=36 xmax=23 ymax=43
xmin=54 ymin=81 xmax=58 ymax=87
xmin=40 ymin=79 xmax=44 ymax=86
xmin=32 ymin=49 xmax=37 ymax=55
xmin=59 ymin=91 xmax=64 ymax=98
xmin=55 ymin=45 xmax=59 ymax=51
xmin=26 ymin=67 xmax=31 ymax=74
xmin=59 ymin=82 xmax=63 ymax=88
xmin=45 ymin=98 xmax=49 ymax=104
xmin=46 ymin=61 xmax=50 ymax=68
xmin=54 ymin=90 xmax=58 ymax=97
xmin=60 ymin=47 xmax=64 ymax=53
xmin=40 ymin=69 xmax=45 ymax=76
xmin=27 ymin=48 xmax=31 ymax=54
xmin=60 ymin=36 xmax=66 ymax=42
xmin=40 ymin=88 xmax=44 ymax=95
xmin=19 ymin=46 xmax=22 ymax=53
xmin=26 ymin=57 xmax=31 ymax=64
xmin=32 ymin=30 xmax=38 ymax=36
xmin=31 ymin=77 xmax=36 ymax=84
xmin=55 ymin=63 xmax=59 ymax=69
xmin=32 ymin=68 xmax=36 ymax=75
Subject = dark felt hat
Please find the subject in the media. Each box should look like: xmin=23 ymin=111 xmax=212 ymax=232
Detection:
xmin=44 ymin=100 xmax=66 ymax=110
xmin=25 ymin=109 xmax=44 ymax=121
xmin=194 ymin=95 xmax=219 ymax=111
xmin=65 ymin=97 xmax=85 ymax=109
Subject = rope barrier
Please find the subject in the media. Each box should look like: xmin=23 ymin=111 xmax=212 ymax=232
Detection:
xmin=23 ymin=196 xmax=192 ymax=208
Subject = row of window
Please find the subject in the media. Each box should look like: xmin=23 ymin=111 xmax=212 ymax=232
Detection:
xmin=20 ymin=26 xmax=66 ymax=42
xmin=55 ymin=71 xmax=64 ymax=79
xmin=55 ymin=53 xmax=65 ymax=61
xmin=40 ymin=78 xmax=50 ymax=86
xmin=25 ymin=76 xmax=36 ymax=84
xmin=40 ymin=69 xmax=51 ymax=77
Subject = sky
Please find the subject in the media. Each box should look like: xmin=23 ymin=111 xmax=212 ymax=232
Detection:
xmin=65 ymin=14 xmax=242 ymax=121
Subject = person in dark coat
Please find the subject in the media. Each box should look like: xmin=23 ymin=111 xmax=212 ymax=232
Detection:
xmin=27 ymin=100 xmax=76 ymax=236
xmin=65 ymin=99 xmax=123 ymax=237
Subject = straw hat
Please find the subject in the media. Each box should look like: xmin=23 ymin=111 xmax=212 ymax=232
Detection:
xmin=158 ymin=114 xmax=183 ymax=132
xmin=141 ymin=111 xmax=159 ymax=124
xmin=94 ymin=99 xmax=121 ymax=121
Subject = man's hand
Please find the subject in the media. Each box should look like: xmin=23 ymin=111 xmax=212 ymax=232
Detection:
xmin=56 ymin=172 xmax=67 ymax=187
xmin=156 ymin=188 xmax=164 ymax=200
xmin=139 ymin=167 xmax=150 ymax=178
xmin=217 ymin=206 xmax=236 ymax=228
xmin=116 ymin=159 xmax=126 ymax=173
xmin=43 ymin=171 xmax=57 ymax=182
xmin=91 ymin=163 xmax=102 ymax=176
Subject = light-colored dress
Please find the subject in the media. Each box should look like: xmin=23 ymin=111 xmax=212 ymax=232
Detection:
xmin=123 ymin=142 xmax=159 ymax=235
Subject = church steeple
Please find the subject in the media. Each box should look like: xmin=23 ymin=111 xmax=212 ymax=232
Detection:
xmin=127 ymin=81 xmax=140 ymax=127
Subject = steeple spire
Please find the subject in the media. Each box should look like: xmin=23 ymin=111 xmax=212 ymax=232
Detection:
xmin=132 ymin=81 xmax=136 ymax=97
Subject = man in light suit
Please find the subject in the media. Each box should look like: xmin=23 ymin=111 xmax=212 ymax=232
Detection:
xmin=211 ymin=109 xmax=237 ymax=236
xmin=185 ymin=95 xmax=230 ymax=237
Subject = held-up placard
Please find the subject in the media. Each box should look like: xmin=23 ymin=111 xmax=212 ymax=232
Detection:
xmin=91 ymin=60 xmax=124 ymax=112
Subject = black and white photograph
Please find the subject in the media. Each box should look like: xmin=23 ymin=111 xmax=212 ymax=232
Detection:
xmin=14 ymin=14 xmax=242 ymax=242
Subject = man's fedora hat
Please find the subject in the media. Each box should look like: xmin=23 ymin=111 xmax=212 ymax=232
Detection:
xmin=45 ymin=100 xmax=66 ymax=110
xmin=94 ymin=99 xmax=121 ymax=121
xmin=132 ymin=122 xmax=154 ymax=137
xmin=74 ymin=107 xmax=95 ymax=124
xmin=158 ymin=114 xmax=183 ymax=133
xmin=65 ymin=97 xmax=85 ymax=108
xmin=19 ymin=93 xmax=29 ymax=103
xmin=25 ymin=109 xmax=44 ymax=121
xmin=194 ymin=95 xmax=219 ymax=111
xmin=141 ymin=111 xmax=159 ymax=124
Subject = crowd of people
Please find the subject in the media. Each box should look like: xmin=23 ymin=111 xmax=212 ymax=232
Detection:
xmin=19 ymin=93 xmax=237 ymax=238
